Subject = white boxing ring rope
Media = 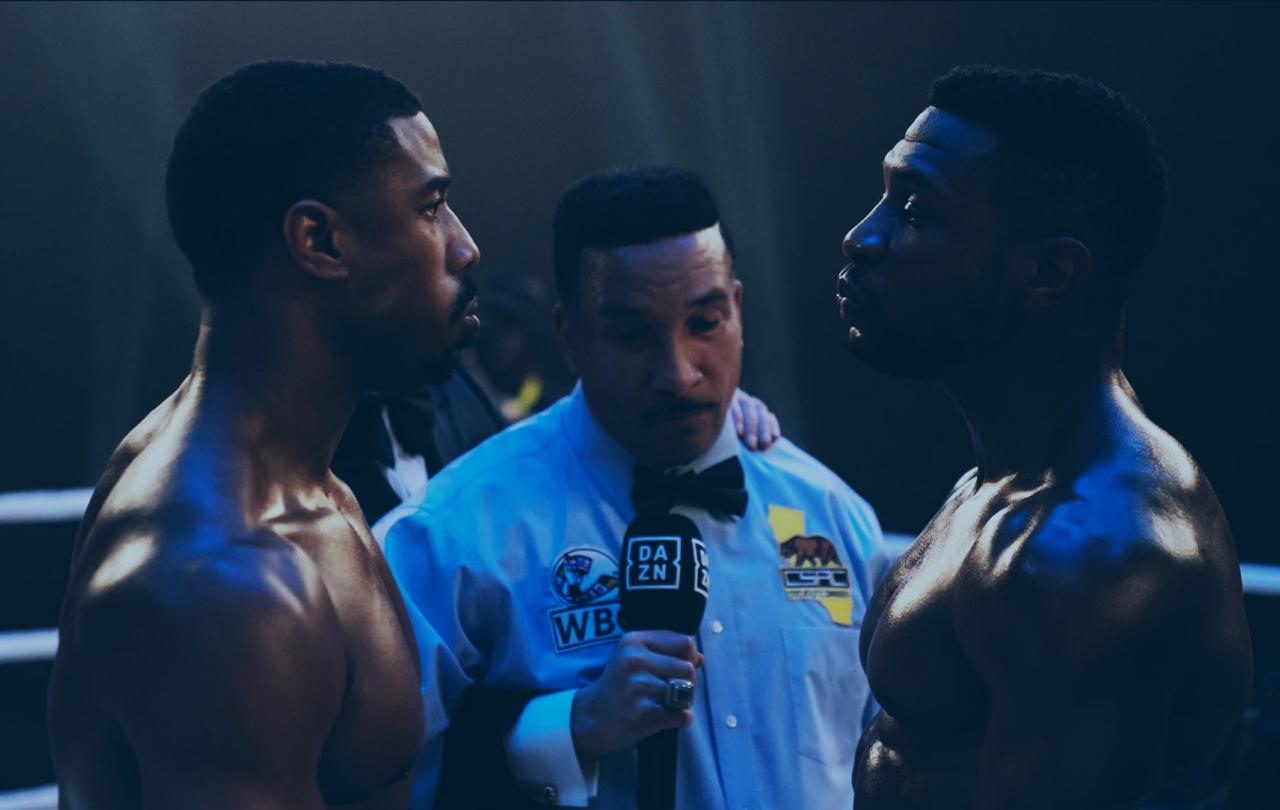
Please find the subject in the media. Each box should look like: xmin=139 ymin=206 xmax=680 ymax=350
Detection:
xmin=0 ymin=488 xmax=93 ymax=525
xmin=0 ymin=786 xmax=58 ymax=810
xmin=0 ymin=489 xmax=92 ymax=810
xmin=0 ymin=490 xmax=1276 ymax=809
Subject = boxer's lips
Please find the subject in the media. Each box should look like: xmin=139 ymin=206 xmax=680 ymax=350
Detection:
xmin=455 ymin=297 xmax=481 ymax=345
xmin=836 ymin=286 xmax=869 ymax=324
xmin=836 ymin=274 xmax=872 ymax=342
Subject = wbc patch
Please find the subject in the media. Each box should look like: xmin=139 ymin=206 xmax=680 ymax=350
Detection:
xmin=769 ymin=505 xmax=853 ymax=626
xmin=548 ymin=547 xmax=622 ymax=652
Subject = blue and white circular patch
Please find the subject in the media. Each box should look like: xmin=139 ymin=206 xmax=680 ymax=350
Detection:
xmin=551 ymin=547 xmax=620 ymax=606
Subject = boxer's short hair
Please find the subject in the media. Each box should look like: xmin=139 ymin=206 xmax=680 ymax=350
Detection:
xmin=166 ymin=60 xmax=421 ymax=299
xmin=929 ymin=66 xmax=1168 ymax=308
xmin=552 ymin=166 xmax=735 ymax=307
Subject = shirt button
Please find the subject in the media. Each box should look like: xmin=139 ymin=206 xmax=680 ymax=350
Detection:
xmin=711 ymin=620 xmax=724 ymax=634
xmin=541 ymin=785 xmax=558 ymax=805
xmin=725 ymin=714 xmax=738 ymax=728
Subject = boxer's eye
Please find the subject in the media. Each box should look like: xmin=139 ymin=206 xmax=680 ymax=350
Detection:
xmin=902 ymin=194 xmax=924 ymax=225
xmin=420 ymin=196 xmax=446 ymax=219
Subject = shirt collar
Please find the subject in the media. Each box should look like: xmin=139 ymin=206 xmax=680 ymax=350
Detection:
xmin=561 ymin=383 xmax=739 ymax=516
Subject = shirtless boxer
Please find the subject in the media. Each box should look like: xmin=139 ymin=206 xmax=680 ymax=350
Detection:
xmin=48 ymin=60 xmax=479 ymax=808
xmin=838 ymin=66 xmax=1253 ymax=808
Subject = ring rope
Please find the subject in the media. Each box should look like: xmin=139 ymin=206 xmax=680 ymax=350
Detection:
xmin=0 ymin=510 xmax=1274 ymax=807
xmin=0 ymin=785 xmax=57 ymax=810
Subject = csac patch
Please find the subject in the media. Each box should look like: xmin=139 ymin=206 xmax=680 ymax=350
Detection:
xmin=768 ymin=505 xmax=853 ymax=626
xmin=548 ymin=547 xmax=622 ymax=652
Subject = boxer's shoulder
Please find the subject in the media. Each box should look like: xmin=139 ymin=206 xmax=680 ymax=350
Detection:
xmin=961 ymin=459 xmax=1223 ymax=660
xmin=70 ymin=519 xmax=346 ymax=705
xmin=55 ymin=528 xmax=349 ymax=794
xmin=81 ymin=519 xmax=342 ymax=640
xmin=1064 ymin=394 xmax=1228 ymax=548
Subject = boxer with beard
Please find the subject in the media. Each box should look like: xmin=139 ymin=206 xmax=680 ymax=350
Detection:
xmin=838 ymin=66 xmax=1253 ymax=809
xmin=48 ymin=60 xmax=480 ymax=809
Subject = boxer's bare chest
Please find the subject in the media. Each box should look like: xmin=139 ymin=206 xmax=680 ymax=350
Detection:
xmin=286 ymin=504 xmax=425 ymax=805
xmin=857 ymin=472 xmax=1066 ymax=807
xmin=58 ymin=480 xmax=423 ymax=806
xmin=854 ymin=476 xmax=1020 ymax=807
xmin=863 ymin=474 xmax=1005 ymax=733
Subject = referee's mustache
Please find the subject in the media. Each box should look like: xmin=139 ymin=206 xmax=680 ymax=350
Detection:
xmin=642 ymin=398 xmax=717 ymax=423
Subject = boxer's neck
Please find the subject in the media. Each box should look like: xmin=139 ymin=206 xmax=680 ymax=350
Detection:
xmin=943 ymin=334 xmax=1131 ymax=485
xmin=188 ymin=302 xmax=357 ymax=484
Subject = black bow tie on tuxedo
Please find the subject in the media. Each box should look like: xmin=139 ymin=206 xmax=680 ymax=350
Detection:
xmin=631 ymin=457 xmax=749 ymax=518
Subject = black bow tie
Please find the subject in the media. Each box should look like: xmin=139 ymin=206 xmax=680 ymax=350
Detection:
xmin=631 ymin=457 xmax=749 ymax=518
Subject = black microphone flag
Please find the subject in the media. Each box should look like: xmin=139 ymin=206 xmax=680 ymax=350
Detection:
xmin=619 ymin=512 xmax=709 ymax=810
xmin=619 ymin=512 xmax=709 ymax=635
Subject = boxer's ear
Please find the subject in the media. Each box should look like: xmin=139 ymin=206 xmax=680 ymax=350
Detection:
xmin=283 ymin=200 xmax=348 ymax=282
xmin=1016 ymin=237 xmax=1092 ymax=308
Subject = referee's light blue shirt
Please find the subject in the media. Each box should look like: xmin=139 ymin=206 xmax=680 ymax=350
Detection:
xmin=379 ymin=384 xmax=888 ymax=809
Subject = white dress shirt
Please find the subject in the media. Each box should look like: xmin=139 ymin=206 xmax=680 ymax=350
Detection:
xmin=381 ymin=406 xmax=430 ymax=504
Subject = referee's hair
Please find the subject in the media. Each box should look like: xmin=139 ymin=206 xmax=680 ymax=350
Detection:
xmin=552 ymin=166 xmax=735 ymax=307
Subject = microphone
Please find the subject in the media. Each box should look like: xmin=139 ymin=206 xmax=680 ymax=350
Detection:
xmin=619 ymin=513 xmax=709 ymax=810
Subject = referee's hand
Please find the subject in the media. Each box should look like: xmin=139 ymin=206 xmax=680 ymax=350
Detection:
xmin=570 ymin=630 xmax=704 ymax=763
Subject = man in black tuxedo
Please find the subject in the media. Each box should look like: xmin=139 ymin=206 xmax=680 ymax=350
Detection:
xmin=333 ymin=366 xmax=506 ymax=524
xmin=335 ymin=331 xmax=781 ymax=528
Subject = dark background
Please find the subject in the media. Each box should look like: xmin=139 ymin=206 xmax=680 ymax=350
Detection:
xmin=1 ymin=0 xmax=1277 ymax=792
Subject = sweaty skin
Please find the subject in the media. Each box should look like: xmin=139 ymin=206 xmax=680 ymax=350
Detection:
xmin=49 ymin=109 xmax=480 ymax=809
xmin=842 ymin=106 xmax=1253 ymax=809
xmin=855 ymin=376 xmax=1252 ymax=809
xmin=49 ymin=380 xmax=424 ymax=809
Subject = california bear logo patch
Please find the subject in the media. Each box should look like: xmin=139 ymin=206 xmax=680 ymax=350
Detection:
xmin=769 ymin=506 xmax=853 ymax=626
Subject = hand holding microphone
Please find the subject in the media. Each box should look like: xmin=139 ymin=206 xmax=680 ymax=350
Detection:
xmin=569 ymin=513 xmax=711 ymax=809
xmin=569 ymin=629 xmax=702 ymax=762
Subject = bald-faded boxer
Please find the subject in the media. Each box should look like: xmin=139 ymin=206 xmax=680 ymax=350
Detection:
xmin=48 ymin=60 xmax=480 ymax=808
xmin=838 ymin=66 xmax=1253 ymax=808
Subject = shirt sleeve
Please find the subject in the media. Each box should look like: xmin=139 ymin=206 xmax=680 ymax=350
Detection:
xmin=379 ymin=507 xmax=483 ymax=810
xmin=503 ymin=689 xmax=600 ymax=806
xmin=828 ymin=485 xmax=888 ymax=732
xmin=838 ymin=489 xmax=889 ymax=600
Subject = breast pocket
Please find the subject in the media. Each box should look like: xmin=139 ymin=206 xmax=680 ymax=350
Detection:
xmin=780 ymin=625 xmax=868 ymax=767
